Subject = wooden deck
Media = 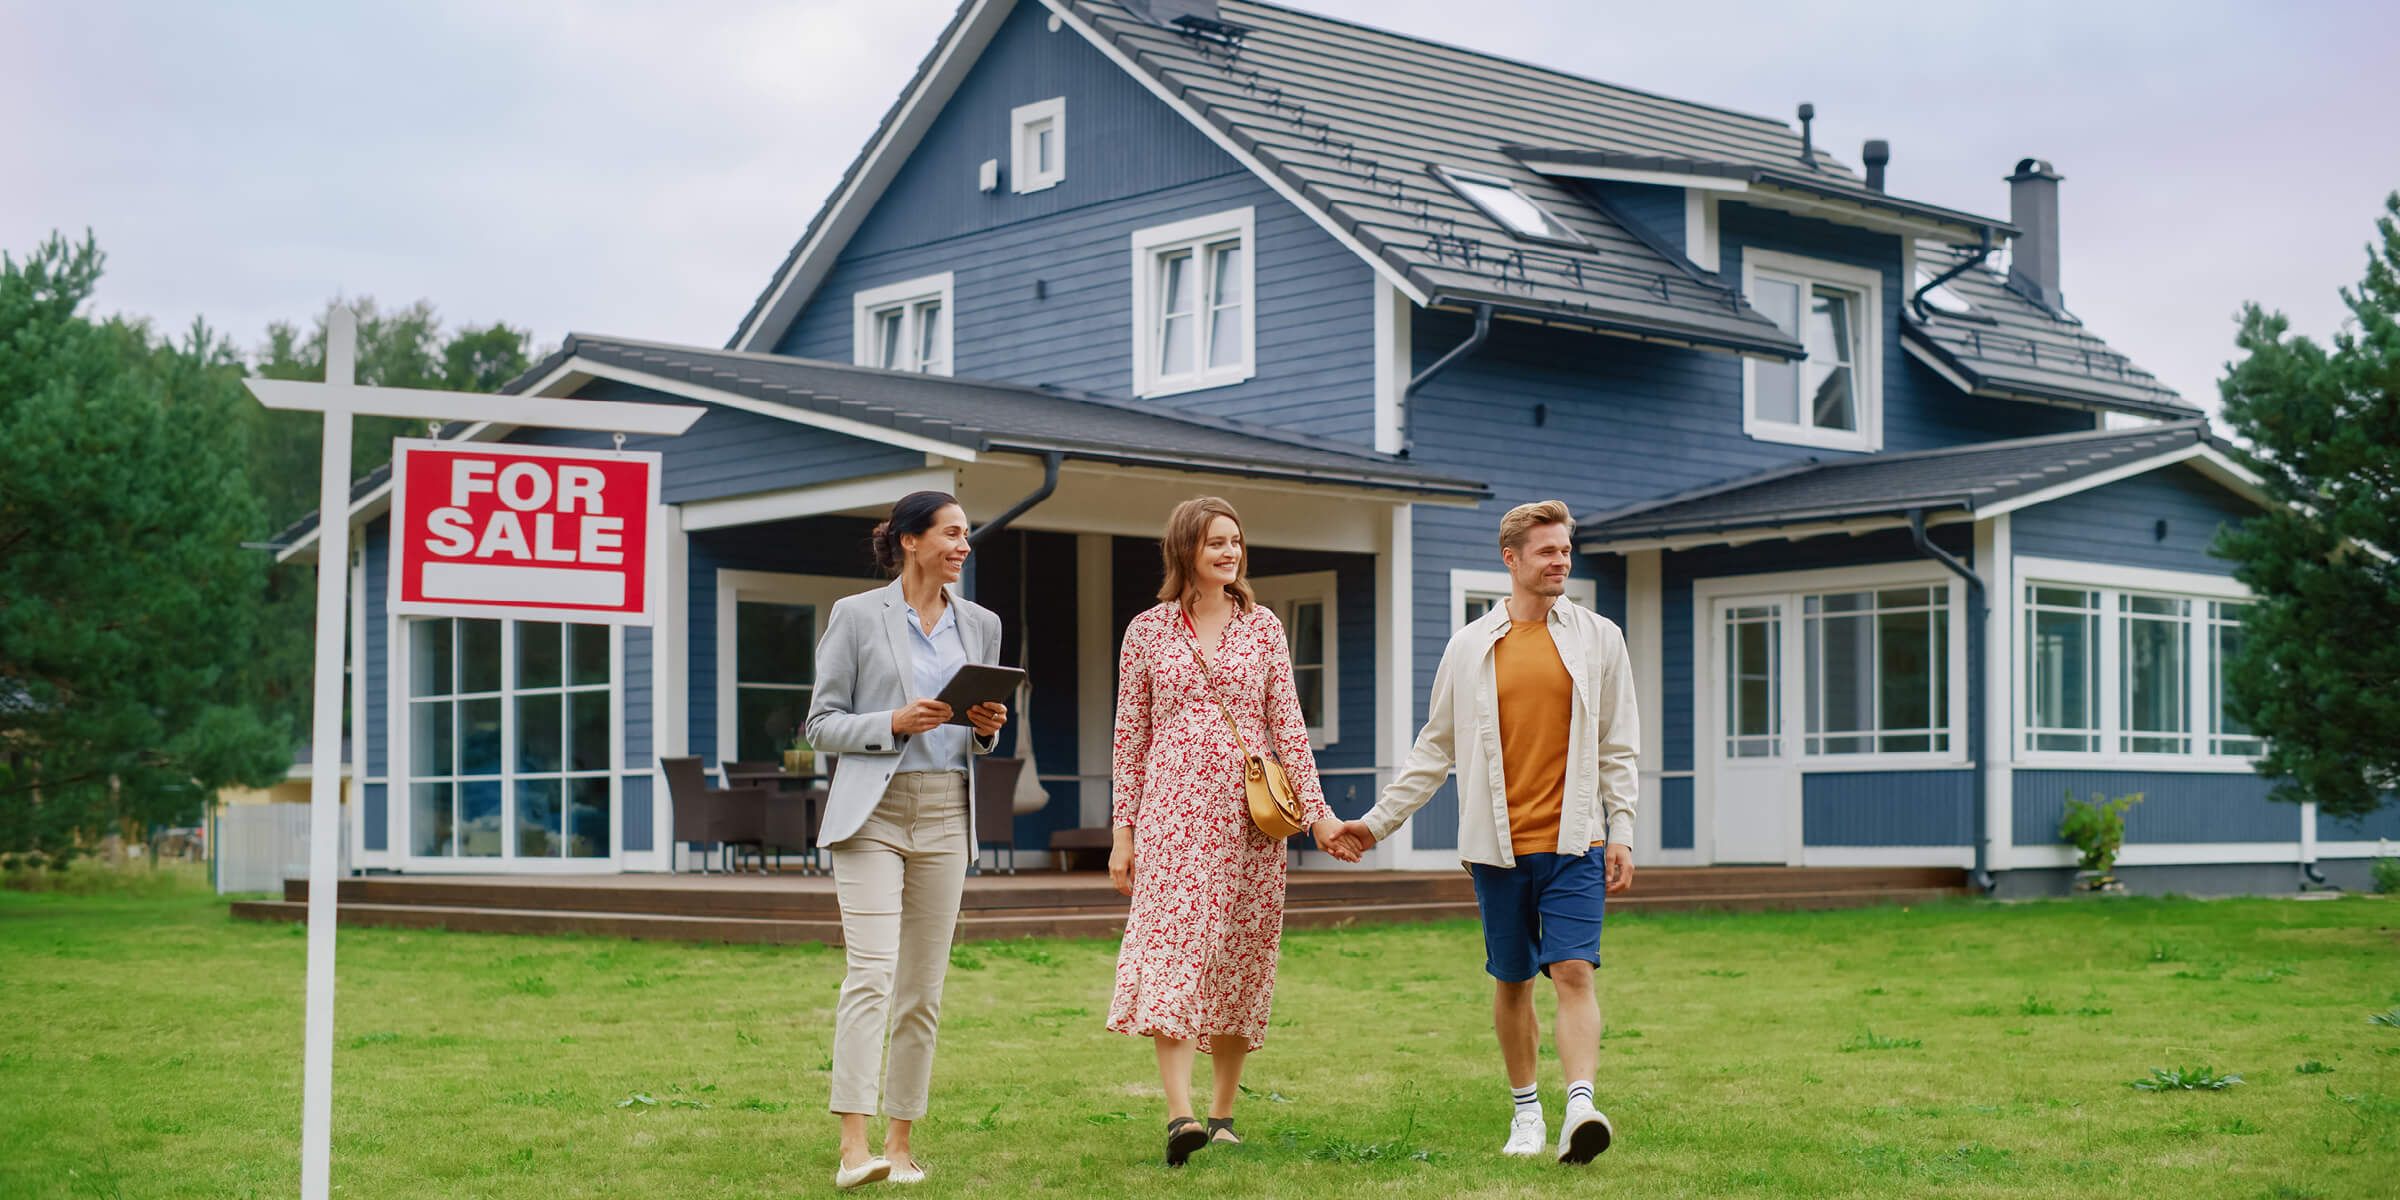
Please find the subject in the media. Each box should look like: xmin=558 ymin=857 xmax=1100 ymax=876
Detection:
xmin=230 ymin=865 xmax=1969 ymax=944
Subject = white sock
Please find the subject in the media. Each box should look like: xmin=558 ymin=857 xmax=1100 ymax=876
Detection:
xmin=1511 ymin=1083 xmax=1541 ymax=1117
xmin=1567 ymin=1080 xmax=1593 ymax=1109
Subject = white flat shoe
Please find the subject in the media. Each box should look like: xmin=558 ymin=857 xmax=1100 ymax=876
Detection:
xmin=833 ymin=1156 xmax=891 ymax=1189
xmin=1502 ymin=1110 xmax=1547 ymax=1157
xmin=887 ymin=1158 xmax=925 ymax=1185
xmin=1556 ymin=1099 xmax=1614 ymax=1164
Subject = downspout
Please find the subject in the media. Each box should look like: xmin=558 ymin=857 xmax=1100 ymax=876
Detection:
xmin=1909 ymin=508 xmax=1996 ymax=893
xmin=1401 ymin=302 xmax=1491 ymax=458
xmin=962 ymin=450 xmax=1063 ymax=603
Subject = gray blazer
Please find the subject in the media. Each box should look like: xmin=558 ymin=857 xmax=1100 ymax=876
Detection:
xmin=805 ymin=577 xmax=1002 ymax=848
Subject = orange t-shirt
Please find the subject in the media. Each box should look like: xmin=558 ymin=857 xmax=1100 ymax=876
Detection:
xmin=1496 ymin=617 xmax=1596 ymax=856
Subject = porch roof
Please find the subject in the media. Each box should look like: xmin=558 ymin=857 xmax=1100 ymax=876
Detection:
xmin=526 ymin=335 xmax=1489 ymax=499
xmin=1575 ymin=420 xmax=2260 ymax=552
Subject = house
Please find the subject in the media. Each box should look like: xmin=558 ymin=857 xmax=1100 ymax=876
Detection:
xmin=278 ymin=0 xmax=2396 ymax=894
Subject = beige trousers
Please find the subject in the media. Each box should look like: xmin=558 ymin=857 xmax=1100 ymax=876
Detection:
xmin=828 ymin=770 xmax=970 ymax=1120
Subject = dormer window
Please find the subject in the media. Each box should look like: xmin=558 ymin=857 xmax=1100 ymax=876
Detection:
xmin=1433 ymin=165 xmax=1587 ymax=247
xmin=1741 ymin=249 xmax=1882 ymax=452
xmin=852 ymin=272 xmax=953 ymax=376
xmin=1011 ymin=97 xmax=1065 ymax=193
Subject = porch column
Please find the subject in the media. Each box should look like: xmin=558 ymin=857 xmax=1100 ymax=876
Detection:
xmin=1977 ymin=515 xmax=2014 ymax=875
xmin=1626 ymin=550 xmax=1664 ymax=863
xmin=1375 ymin=503 xmax=1415 ymax=865
xmin=650 ymin=504 xmax=689 ymax=873
xmin=1077 ymin=534 xmax=1114 ymax=829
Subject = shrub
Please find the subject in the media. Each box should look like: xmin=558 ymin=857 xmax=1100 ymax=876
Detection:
xmin=2373 ymin=856 xmax=2400 ymax=895
xmin=2059 ymin=791 xmax=2143 ymax=889
xmin=2130 ymin=1066 xmax=2243 ymax=1092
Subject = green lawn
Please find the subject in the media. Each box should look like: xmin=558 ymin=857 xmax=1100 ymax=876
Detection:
xmin=3 ymin=873 xmax=2396 ymax=1199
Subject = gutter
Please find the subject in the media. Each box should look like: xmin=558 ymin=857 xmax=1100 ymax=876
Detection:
xmin=1909 ymin=508 xmax=1995 ymax=893
xmin=1911 ymin=231 xmax=1995 ymax=321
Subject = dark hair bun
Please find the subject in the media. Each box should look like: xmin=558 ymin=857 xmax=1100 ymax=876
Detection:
xmin=870 ymin=519 xmax=901 ymax=575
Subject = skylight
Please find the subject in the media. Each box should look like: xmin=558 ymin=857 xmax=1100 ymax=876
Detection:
xmin=1435 ymin=166 xmax=1588 ymax=247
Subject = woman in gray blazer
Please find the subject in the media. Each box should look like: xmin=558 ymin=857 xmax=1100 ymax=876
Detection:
xmin=805 ymin=490 xmax=1008 ymax=1189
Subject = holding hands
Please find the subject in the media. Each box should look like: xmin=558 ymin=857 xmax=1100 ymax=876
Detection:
xmin=1314 ymin=819 xmax=1376 ymax=863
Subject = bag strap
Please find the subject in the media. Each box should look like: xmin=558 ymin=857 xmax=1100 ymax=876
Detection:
xmin=1180 ymin=607 xmax=1265 ymax=766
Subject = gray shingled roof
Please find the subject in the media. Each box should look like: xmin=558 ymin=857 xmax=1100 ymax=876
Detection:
xmin=1577 ymin=420 xmax=2225 ymax=545
xmin=1504 ymin=146 xmax=2013 ymax=242
xmin=1063 ymin=0 xmax=1811 ymax=356
xmin=1905 ymin=245 xmax=2194 ymax=418
xmin=543 ymin=335 xmax=1488 ymax=498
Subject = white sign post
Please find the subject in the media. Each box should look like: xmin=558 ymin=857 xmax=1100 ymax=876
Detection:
xmin=248 ymin=308 xmax=702 ymax=1199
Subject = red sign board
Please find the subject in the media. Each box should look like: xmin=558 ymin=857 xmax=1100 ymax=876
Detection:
xmin=390 ymin=439 xmax=660 ymax=625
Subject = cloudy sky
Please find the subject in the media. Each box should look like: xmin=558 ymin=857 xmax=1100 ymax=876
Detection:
xmin=5 ymin=0 xmax=2393 ymax=412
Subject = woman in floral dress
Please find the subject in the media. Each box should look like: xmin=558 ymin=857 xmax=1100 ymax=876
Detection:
xmin=1106 ymin=496 xmax=1353 ymax=1165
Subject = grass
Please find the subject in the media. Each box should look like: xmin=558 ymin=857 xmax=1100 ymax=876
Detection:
xmin=2 ymin=870 xmax=2397 ymax=1197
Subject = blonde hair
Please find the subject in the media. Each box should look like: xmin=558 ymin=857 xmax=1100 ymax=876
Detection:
xmin=1157 ymin=496 xmax=1256 ymax=613
xmin=1498 ymin=499 xmax=1574 ymax=553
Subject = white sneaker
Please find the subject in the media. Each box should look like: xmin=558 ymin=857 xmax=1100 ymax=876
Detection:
xmin=1556 ymin=1098 xmax=1614 ymax=1164
xmin=1502 ymin=1109 xmax=1547 ymax=1157
xmin=833 ymin=1156 xmax=891 ymax=1189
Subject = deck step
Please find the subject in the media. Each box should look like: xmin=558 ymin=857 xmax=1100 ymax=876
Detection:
xmin=232 ymin=884 xmax=1967 ymax=945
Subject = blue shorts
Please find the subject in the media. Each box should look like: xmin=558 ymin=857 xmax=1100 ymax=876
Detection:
xmin=1469 ymin=847 xmax=1608 ymax=982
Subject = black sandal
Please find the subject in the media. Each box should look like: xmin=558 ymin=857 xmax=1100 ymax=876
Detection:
xmin=1207 ymin=1117 xmax=1241 ymax=1145
xmin=1166 ymin=1117 xmax=1207 ymax=1166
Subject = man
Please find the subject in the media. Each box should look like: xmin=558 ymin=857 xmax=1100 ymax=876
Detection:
xmin=1326 ymin=500 xmax=1638 ymax=1165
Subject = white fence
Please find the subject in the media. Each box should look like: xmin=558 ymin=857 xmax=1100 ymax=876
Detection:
xmin=215 ymin=803 xmax=349 ymax=895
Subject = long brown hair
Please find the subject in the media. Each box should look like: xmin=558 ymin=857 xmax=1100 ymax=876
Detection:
xmin=1156 ymin=496 xmax=1256 ymax=613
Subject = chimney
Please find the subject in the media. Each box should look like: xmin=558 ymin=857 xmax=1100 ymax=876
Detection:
xmin=1862 ymin=140 xmax=1890 ymax=192
xmin=2007 ymin=157 xmax=2065 ymax=311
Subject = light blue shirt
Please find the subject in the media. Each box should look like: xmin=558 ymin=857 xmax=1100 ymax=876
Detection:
xmin=895 ymin=597 xmax=972 ymax=773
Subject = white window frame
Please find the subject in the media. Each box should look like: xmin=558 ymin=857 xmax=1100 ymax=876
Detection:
xmin=1692 ymin=561 xmax=1970 ymax=773
xmin=714 ymin=570 xmax=871 ymax=769
xmin=851 ymin=272 xmax=954 ymax=377
xmin=1740 ymin=248 xmax=1883 ymax=453
xmin=2013 ymin=556 xmax=2262 ymax=773
xmin=1251 ymin=571 xmax=1341 ymax=749
xmin=392 ymin=615 xmax=623 ymax=870
xmin=1129 ymin=206 xmax=1256 ymax=399
xmin=1010 ymin=96 xmax=1065 ymax=194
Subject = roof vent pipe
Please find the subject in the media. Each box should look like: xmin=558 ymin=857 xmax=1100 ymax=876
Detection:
xmin=1796 ymin=103 xmax=1816 ymax=167
xmin=1862 ymin=140 xmax=1890 ymax=191
xmin=2006 ymin=158 xmax=2066 ymax=312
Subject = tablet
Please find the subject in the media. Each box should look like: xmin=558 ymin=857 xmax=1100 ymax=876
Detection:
xmin=933 ymin=664 xmax=1027 ymax=726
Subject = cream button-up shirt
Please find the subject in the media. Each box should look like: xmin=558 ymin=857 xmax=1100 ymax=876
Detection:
xmin=1362 ymin=596 xmax=1640 ymax=869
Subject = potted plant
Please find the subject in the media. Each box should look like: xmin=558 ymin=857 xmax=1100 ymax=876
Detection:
xmin=782 ymin=731 xmax=815 ymax=777
xmin=2059 ymin=790 xmax=2143 ymax=893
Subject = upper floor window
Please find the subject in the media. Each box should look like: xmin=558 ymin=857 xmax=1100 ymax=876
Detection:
xmin=1011 ymin=97 xmax=1065 ymax=193
xmin=1129 ymin=207 xmax=1254 ymax=398
xmin=1432 ymin=165 xmax=1588 ymax=248
xmin=852 ymin=272 xmax=953 ymax=376
xmin=1741 ymin=249 xmax=1882 ymax=453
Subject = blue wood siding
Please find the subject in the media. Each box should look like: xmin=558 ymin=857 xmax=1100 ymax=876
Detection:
xmin=2012 ymin=464 xmax=2259 ymax=574
xmin=1660 ymin=775 xmax=1694 ymax=849
xmin=1583 ymin=181 xmax=1687 ymax=260
xmin=362 ymin=784 xmax=387 ymax=853
xmin=512 ymin=381 xmax=922 ymax=506
xmin=686 ymin=517 xmax=886 ymax=767
xmin=363 ymin=517 xmax=389 ymax=780
xmin=1802 ymin=770 xmax=1974 ymax=845
xmin=620 ymin=774 xmax=652 ymax=853
xmin=2014 ymin=769 xmax=2299 ymax=845
xmin=2317 ymin=805 xmax=2400 ymax=843
xmin=624 ymin=624 xmax=652 ymax=768
xmin=774 ymin=4 xmax=1376 ymax=442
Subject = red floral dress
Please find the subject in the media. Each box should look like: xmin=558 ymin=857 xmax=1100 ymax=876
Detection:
xmin=1106 ymin=601 xmax=1333 ymax=1053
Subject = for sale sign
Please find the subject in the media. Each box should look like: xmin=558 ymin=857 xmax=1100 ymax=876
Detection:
xmin=390 ymin=439 xmax=661 ymax=625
